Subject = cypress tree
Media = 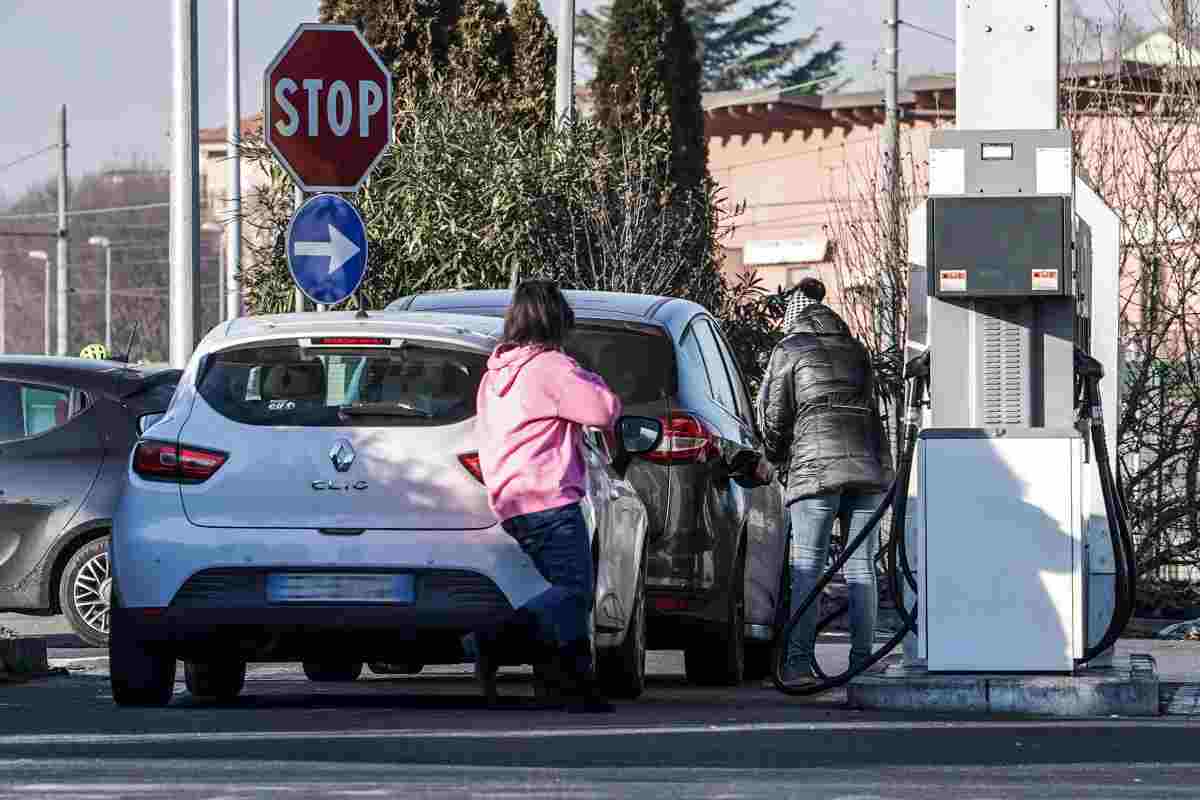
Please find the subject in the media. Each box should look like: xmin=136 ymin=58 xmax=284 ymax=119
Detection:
xmin=593 ymin=0 xmax=706 ymax=190
xmin=578 ymin=0 xmax=843 ymax=92
xmin=508 ymin=0 xmax=557 ymax=127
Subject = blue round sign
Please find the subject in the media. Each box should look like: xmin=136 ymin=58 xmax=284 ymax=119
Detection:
xmin=285 ymin=193 xmax=369 ymax=306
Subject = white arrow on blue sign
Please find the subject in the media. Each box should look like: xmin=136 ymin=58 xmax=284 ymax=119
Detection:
xmin=285 ymin=194 xmax=369 ymax=306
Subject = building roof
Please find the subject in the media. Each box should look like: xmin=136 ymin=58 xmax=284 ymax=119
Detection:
xmin=199 ymin=113 xmax=264 ymax=145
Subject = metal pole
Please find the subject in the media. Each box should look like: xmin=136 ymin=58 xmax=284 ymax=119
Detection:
xmin=293 ymin=186 xmax=305 ymax=312
xmin=104 ymin=245 xmax=112 ymax=351
xmin=0 ymin=270 xmax=5 ymax=354
xmin=882 ymin=0 xmax=903 ymax=462
xmin=227 ymin=0 xmax=242 ymax=320
xmin=44 ymin=258 xmax=52 ymax=355
xmin=555 ymin=0 xmax=575 ymax=126
xmin=56 ymin=105 xmax=68 ymax=356
xmin=217 ymin=234 xmax=225 ymax=323
xmin=170 ymin=0 xmax=200 ymax=368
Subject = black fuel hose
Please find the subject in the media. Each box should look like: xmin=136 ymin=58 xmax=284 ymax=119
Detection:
xmin=773 ymin=348 xmax=1136 ymax=696
xmin=1075 ymin=350 xmax=1137 ymax=664
xmin=772 ymin=354 xmax=928 ymax=695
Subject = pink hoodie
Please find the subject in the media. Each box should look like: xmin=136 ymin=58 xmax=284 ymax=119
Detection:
xmin=476 ymin=344 xmax=622 ymax=522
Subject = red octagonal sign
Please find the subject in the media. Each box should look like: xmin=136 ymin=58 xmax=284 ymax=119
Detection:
xmin=264 ymin=24 xmax=393 ymax=193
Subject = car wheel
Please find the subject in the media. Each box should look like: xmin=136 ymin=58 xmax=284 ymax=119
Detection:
xmin=184 ymin=660 xmax=247 ymax=701
xmin=684 ymin=539 xmax=746 ymax=687
xmin=745 ymin=547 xmax=791 ymax=682
xmin=367 ymin=662 xmax=424 ymax=675
xmin=303 ymin=661 xmax=364 ymax=682
xmin=109 ymin=594 xmax=176 ymax=707
xmin=598 ymin=550 xmax=648 ymax=699
xmin=59 ymin=536 xmax=113 ymax=648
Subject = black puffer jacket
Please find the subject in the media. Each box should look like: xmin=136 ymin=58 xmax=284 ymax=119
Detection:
xmin=757 ymin=304 xmax=894 ymax=504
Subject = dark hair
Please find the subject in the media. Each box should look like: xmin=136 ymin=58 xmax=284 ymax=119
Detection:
xmin=502 ymin=280 xmax=575 ymax=348
xmin=797 ymin=276 xmax=826 ymax=302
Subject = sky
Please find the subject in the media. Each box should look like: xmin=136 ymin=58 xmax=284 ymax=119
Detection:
xmin=0 ymin=0 xmax=1159 ymax=204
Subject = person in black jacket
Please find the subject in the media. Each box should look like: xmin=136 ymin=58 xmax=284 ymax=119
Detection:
xmin=756 ymin=277 xmax=895 ymax=686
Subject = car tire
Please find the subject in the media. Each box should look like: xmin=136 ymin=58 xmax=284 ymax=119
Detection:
xmin=684 ymin=538 xmax=746 ymax=687
xmin=184 ymin=660 xmax=247 ymax=701
xmin=744 ymin=547 xmax=791 ymax=682
xmin=598 ymin=550 xmax=648 ymax=699
xmin=59 ymin=536 xmax=113 ymax=649
xmin=109 ymin=594 xmax=176 ymax=708
xmin=302 ymin=661 xmax=364 ymax=682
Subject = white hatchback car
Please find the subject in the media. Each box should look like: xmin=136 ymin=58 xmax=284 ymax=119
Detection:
xmin=110 ymin=312 xmax=662 ymax=706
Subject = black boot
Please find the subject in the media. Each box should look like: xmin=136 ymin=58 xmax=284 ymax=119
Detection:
xmin=558 ymin=640 xmax=615 ymax=714
xmin=474 ymin=608 xmax=538 ymax=705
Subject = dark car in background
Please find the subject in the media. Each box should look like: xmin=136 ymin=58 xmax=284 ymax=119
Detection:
xmin=0 ymin=357 xmax=180 ymax=647
xmin=387 ymin=290 xmax=789 ymax=685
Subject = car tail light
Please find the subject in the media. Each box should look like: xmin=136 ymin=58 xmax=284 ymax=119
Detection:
xmin=459 ymin=452 xmax=485 ymax=484
xmin=642 ymin=413 xmax=719 ymax=465
xmin=133 ymin=440 xmax=227 ymax=483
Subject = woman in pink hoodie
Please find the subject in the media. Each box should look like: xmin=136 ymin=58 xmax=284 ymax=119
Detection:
xmin=474 ymin=280 xmax=622 ymax=713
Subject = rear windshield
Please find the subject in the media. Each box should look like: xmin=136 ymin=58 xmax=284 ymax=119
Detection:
xmin=198 ymin=342 xmax=487 ymax=427
xmin=565 ymin=326 xmax=674 ymax=405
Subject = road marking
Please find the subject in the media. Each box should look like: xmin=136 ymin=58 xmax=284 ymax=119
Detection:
xmin=0 ymin=717 xmax=1198 ymax=749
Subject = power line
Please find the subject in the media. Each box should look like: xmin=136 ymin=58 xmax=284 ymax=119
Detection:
xmin=899 ymin=19 xmax=955 ymax=44
xmin=0 ymin=202 xmax=170 ymax=221
xmin=0 ymin=144 xmax=57 ymax=174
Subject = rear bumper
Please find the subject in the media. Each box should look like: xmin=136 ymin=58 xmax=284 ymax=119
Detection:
xmin=111 ymin=504 xmax=552 ymax=614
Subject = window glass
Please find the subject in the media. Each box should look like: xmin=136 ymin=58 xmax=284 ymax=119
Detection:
xmin=197 ymin=342 xmax=487 ymax=427
xmin=564 ymin=325 xmax=674 ymax=405
xmin=0 ymin=381 xmax=72 ymax=441
xmin=692 ymin=320 xmax=739 ymax=413
xmin=676 ymin=326 xmax=713 ymax=401
xmin=709 ymin=322 xmax=752 ymax=419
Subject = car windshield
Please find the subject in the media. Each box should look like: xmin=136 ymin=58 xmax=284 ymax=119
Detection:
xmin=197 ymin=342 xmax=487 ymax=427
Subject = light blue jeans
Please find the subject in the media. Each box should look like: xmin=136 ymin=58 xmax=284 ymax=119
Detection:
xmin=787 ymin=490 xmax=885 ymax=674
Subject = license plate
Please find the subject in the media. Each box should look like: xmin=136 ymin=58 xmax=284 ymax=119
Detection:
xmin=266 ymin=573 xmax=415 ymax=604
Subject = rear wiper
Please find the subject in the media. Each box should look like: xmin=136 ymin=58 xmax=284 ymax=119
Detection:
xmin=338 ymin=401 xmax=432 ymax=418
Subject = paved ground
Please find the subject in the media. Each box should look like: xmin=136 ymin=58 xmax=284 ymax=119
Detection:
xmin=4 ymin=613 xmax=1200 ymax=798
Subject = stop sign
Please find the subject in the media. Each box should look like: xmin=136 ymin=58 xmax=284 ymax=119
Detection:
xmin=264 ymin=24 xmax=393 ymax=193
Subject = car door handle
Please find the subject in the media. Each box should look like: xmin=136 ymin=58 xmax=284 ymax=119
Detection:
xmin=609 ymin=489 xmax=620 ymax=501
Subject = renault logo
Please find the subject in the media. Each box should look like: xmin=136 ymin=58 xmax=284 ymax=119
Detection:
xmin=329 ymin=440 xmax=355 ymax=473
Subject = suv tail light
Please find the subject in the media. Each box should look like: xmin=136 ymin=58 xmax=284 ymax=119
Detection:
xmin=459 ymin=452 xmax=485 ymax=484
xmin=133 ymin=440 xmax=227 ymax=483
xmin=642 ymin=413 xmax=719 ymax=465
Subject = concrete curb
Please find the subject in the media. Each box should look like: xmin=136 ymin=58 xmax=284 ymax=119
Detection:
xmin=848 ymin=654 xmax=1160 ymax=717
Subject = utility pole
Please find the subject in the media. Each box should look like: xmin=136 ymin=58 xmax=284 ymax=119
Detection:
xmin=227 ymin=0 xmax=242 ymax=320
xmin=170 ymin=0 xmax=200 ymax=368
xmin=56 ymin=105 xmax=69 ymax=356
xmin=882 ymin=0 xmax=903 ymax=460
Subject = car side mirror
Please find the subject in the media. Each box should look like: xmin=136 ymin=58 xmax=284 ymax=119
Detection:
xmin=138 ymin=412 xmax=164 ymax=435
xmin=611 ymin=416 xmax=663 ymax=476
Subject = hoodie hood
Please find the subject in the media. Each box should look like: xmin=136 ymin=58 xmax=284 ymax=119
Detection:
xmin=486 ymin=344 xmax=551 ymax=396
xmin=785 ymin=303 xmax=851 ymax=337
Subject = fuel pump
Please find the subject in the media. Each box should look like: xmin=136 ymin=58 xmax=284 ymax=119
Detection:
xmin=773 ymin=0 xmax=1131 ymax=694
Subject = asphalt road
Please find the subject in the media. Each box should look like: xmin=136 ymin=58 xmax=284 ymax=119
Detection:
xmin=4 ymin=614 xmax=1200 ymax=799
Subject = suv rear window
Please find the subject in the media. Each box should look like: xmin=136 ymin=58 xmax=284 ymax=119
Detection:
xmin=566 ymin=326 xmax=674 ymax=404
xmin=198 ymin=342 xmax=487 ymax=427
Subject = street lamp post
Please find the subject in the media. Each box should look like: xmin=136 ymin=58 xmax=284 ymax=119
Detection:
xmin=29 ymin=251 xmax=51 ymax=355
xmin=88 ymin=236 xmax=113 ymax=351
xmin=202 ymin=223 xmax=225 ymax=325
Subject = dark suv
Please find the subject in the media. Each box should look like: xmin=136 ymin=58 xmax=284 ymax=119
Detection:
xmin=387 ymin=290 xmax=789 ymax=684
xmin=0 ymin=357 xmax=180 ymax=647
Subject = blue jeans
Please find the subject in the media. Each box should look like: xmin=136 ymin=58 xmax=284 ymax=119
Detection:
xmin=501 ymin=502 xmax=594 ymax=652
xmin=787 ymin=490 xmax=885 ymax=674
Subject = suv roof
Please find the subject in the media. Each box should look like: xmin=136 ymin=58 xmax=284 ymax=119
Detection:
xmin=387 ymin=289 xmax=693 ymax=322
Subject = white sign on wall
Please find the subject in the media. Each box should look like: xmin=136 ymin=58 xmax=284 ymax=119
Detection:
xmin=743 ymin=238 xmax=829 ymax=266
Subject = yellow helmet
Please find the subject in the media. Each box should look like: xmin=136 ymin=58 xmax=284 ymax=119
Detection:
xmin=80 ymin=343 xmax=110 ymax=360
